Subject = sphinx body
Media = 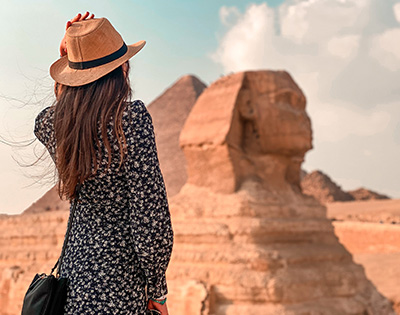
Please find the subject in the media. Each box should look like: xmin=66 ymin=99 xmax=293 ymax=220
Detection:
xmin=166 ymin=71 xmax=394 ymax=314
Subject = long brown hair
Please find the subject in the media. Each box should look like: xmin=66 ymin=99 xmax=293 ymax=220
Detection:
xmin=54 ymin=61 xmax=132 ymax=201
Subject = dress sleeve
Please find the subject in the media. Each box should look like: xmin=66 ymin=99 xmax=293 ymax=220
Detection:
xmin=123 ymin=100 xmax=174 ymax=299
xmin=34 ymin=106 xmax=56 ymax=162
xmin=34 ymin=106 xmax=51 ymax=145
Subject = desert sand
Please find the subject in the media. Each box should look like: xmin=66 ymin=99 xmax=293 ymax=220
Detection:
xmin=327 ymin=199 xmax=400 ymax=313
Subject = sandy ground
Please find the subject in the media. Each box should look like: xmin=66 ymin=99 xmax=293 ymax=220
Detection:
xmin=328 ymin=199 xmax=400 ymax=313
xmin=328 ymin=198 xmax=400 ymax=224
xmin=354 ymin=252 xmax=400 ymax=312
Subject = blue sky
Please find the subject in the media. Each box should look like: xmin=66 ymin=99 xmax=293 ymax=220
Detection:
xmin=1 ymin=0 xmax=286 ymax=103
xmin=1 ymin=0 xmax=399 ymax=214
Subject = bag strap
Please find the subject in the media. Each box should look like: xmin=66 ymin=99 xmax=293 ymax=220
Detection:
xmin=50 ymin=182 xmax=82 ymax=277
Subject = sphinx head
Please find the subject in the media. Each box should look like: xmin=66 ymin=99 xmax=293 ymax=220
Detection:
xmin=180 ymin=70 xmax=313 ymax=193
xmin=235 ymin=71 xmax=312 ymax=156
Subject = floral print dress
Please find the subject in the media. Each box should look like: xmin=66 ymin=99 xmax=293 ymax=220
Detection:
xmin=34 ymin=99 xmax=174 ymax=315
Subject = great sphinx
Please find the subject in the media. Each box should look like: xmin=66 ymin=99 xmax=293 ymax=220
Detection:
xmin=166 ymin=71 xmax=394 ymax=314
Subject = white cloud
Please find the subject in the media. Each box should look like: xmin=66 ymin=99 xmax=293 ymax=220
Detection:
xmin=312 ymin=103 xmax=391 ymax=142
xmin=219 ymin=6 xmax=241 ymax=26
xmin=280 ymin=0 xmax=369 ymax=45
xmin=212 ymin=0 xmax=399 ymax=142
xmin=213 ymin=4 xmax=277 ymax=71
xmin=370 ymin=28 xmax=400 ymax=71
xmin=280 ymin=2 xmax=310 ymax=44
xmin=393 ymin=2 xmax=400 ymax=23
xmin=333 ymin=176 xmax=364 ymax=191
xmin=212 ymin=0 xmax=400 ymax=198
xmin=363 ymin=149 xmax=372 ymax=156
xmin=325 ymin=35 xmax=361 ymax=59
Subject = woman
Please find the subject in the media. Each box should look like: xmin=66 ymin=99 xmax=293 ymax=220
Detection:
xmin=34 ymin=12 xmax=174 ymax=315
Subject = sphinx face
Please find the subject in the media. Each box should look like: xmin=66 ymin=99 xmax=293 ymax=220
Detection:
xmin=239 ymin=72 xmax=313 ymax=157
xmin=181 ymin=71 xmax=313 ymax=192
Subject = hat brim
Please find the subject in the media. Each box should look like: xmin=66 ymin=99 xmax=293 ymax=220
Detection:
xmin=50 ymin=40 xmax=146 ymax=87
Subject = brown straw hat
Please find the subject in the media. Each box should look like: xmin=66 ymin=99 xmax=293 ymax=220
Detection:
xmin=50 ymin=17 xmax=146 ymax=86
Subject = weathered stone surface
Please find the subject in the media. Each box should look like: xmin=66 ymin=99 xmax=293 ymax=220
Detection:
xmin=180 ymin=71 xmax=312 ymax=195
xmin=168 ymin=183 xmax=394 ymax=314
xmin=167 ymin=280 xmax=209 ymax=315
xmin=0 ymin=211 xmax=70 ymax=315
xmin=170 ymin=70 xmax=394 ymax=314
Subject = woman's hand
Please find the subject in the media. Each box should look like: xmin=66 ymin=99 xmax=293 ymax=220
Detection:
xmin=59 ymin=11 xmax=95 ymax=57
xmin=148 ymin=299 xmax=169 ymax=315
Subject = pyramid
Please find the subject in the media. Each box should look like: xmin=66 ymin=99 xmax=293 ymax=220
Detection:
xmin=147 ymin=74 xmax=207 ymax=197
xmin=348 ymin=187 xmax=390 ymax=201
xmin=23 ymin=186 xmax=69 ymax=214
xmin=301 ymin=171 xmax=390 ymax=204
xmin=301 ymin=170 xmax=354 ymax=204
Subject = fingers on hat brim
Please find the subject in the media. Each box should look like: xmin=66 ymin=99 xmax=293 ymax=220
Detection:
xmin=50 ymin=40 xmax=146 ymax=87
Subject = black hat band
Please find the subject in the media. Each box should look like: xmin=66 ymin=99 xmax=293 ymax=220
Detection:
xmin=68 ymin=42 xmax=128 ymax=70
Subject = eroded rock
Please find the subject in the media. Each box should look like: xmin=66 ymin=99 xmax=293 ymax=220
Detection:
xmin=168 ymin=70 xmax=394 ymax=314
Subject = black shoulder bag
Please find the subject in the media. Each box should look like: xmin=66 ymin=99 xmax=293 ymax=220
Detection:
xmin=21 ymin=183 xmax=81 ymax=315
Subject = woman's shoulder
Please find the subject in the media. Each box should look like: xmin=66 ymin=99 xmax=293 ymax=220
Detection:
xmin=34 ymin=105 xmax=55 ymax=141
xmin=35 ymin=105 xmax=54 ymax=124
xmin=122 ymin=99 xmax=155 ymax=140
xmin=123 ymin=99 xmax=146 ymax=115
xmin=123 ymin=99 xmax=152 ymax=123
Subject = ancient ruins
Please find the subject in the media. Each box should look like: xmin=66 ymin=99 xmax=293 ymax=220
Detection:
xmin=147 ymin=75 xmax=207 ymax=197
xmin=166 ymin=70 xmax=394 ymax=314
xmin=0 ymin=71 xmax=395 ymax=314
